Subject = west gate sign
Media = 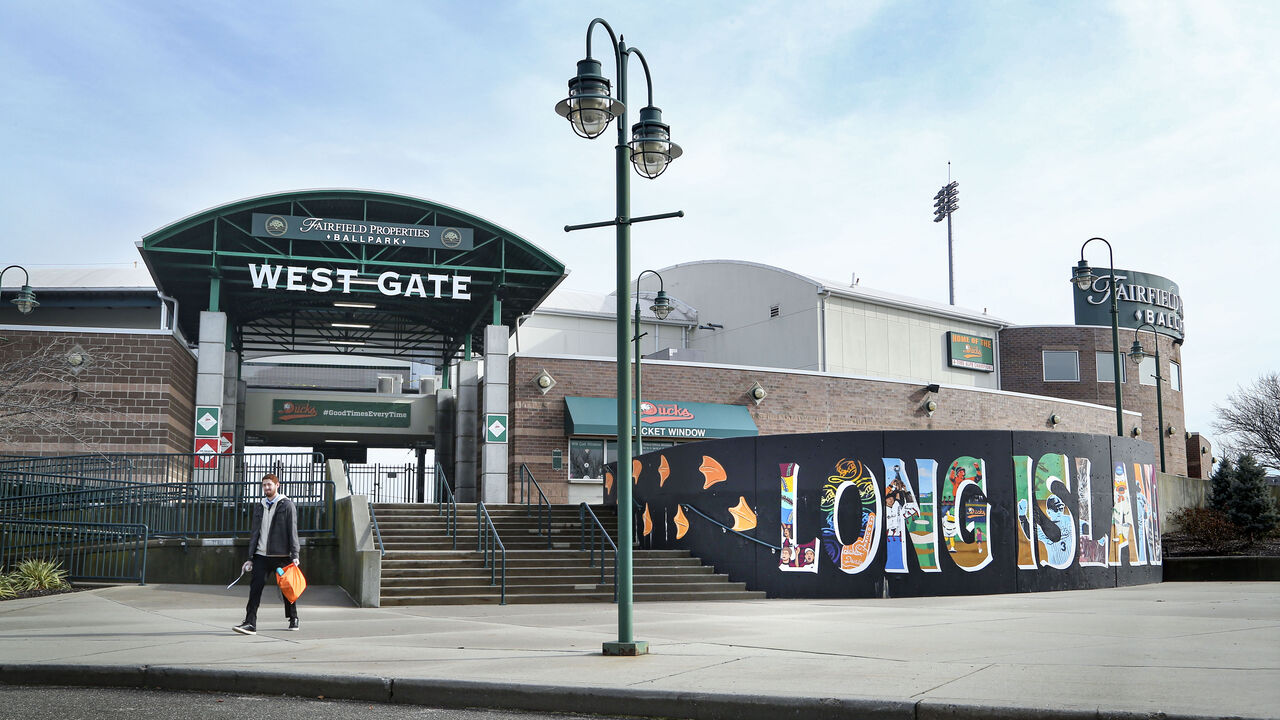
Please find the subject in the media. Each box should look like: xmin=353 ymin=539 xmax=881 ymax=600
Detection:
xmin=251 ymin=213 xmax=474 ymax=251
xmin=248 ymin=263 xmax=472 ymax=299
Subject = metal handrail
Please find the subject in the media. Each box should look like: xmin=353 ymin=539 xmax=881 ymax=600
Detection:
xmin=579 ymin=502 xmax=618 ymax=601
xmin=475 ymin=502 xmax=507 ymax=605
xmin=0 ymin=479 xmax=336 ymax=537
xmin=518 ymin=464 xmax=551 ymax=548
xmin=434 ymin=462 xmax=457 ymax=550
xmin=367 ymin=501 xmax=386 ymax=558
xmin=678 ymin=502 xmax=782 ymax=551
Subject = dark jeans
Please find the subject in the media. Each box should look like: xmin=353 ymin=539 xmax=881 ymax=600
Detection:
xmin=244 ymin=554 xmax=297 ymax=625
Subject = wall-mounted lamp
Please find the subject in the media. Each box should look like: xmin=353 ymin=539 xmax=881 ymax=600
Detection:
xmin=1201 ymin=447 xmax=1208 ymax=455
xmin=925 ymin=399 xmax=938 ymax=417
xmin=66 ymin=345 xmax=89 ymax=375
xmin=0 ymin=265 xmax=39 ymax=315
xmin=925 ymin=383 xmax=941 ymax=394
xmin=534 ymin=369 xmax=556 ymax=394
xmin=1131 ymin=426 xmax=1142 ymax=438
xmin=1050 ymin=414 xmax=1062 ymax=426
xmin=1166 ymin=424 xmax=1175 ymax=437
xmin=1185 ymin=430 xmax=1192 ymax=440
xmin=748 ymin=381 xmax=767 ymax=405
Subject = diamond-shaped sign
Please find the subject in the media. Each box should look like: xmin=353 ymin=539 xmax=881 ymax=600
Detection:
xmin=194 ymin=406 xmax=221 ymax=437
xmin=485 ymin=413 xmax=508 ymax=444
xmin=194 ymin=437 xmax=220 ymax=468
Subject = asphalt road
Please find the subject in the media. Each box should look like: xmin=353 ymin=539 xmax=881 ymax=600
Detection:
xmin=0 ymin=686 xmax=626 ymax=720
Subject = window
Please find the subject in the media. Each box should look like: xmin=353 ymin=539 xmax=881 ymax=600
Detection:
xmin=1043 ymin=351 xmax=1079 ymax=382
xmin=1169 ymin=361 xmax=1181 ymax=391
xmin=1096 ymin=352 xmax=1127 ymax=383
xmin=1138 ymin=357 xmax=1157 ymax=386
xmin=568 ymin=438 xmax=606 ymax=480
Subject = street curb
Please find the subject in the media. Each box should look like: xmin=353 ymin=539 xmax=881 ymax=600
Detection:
xmin=1 ymin=663 xmax=1271 ymax=720
xmin=390 ymin=677 xmax=913 ymax=720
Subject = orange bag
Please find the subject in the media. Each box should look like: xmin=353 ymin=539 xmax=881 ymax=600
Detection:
xmin=275 ymin=564 xmax=307 ymax=603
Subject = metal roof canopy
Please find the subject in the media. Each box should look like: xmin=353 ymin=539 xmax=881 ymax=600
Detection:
xmin=137 ymin=190 xmax=566 ymax=363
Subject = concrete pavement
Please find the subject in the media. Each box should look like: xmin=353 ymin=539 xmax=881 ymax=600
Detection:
xmin=0 ymin=582 xmax=1277 ymax=719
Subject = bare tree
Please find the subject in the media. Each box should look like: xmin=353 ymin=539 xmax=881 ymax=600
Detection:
xmin=1213 ymin=372 xmax=1280 ymax=473
xmin=0 ymin=336 xmax=131 ymax=450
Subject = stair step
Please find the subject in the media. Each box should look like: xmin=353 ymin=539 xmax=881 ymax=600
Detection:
xmin=379 ymin=590 xmax=766 ymax=606
xmin=372 ymin=504 xmax=756 ymax=606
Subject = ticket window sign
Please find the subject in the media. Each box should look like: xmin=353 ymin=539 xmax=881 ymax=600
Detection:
xmin=947 ymin=332 xmax=995 ymax=372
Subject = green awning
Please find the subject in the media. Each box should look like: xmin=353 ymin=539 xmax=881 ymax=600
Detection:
xmin=564 ymin=396 xmax=758 ymax=440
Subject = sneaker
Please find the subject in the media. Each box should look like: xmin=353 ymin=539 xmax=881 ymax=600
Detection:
xmin=232 ymin=622 xmax=256 ymax=635
xmin=287 ymin=618 xmax=299 ymax=631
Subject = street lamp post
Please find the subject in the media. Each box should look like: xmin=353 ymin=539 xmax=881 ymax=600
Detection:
xmin=556 ymin=18 xmax=683 ymax=657
xmin=0 ymin=265 xmax=39 ymax=315
xmin=1071 ymin=238 xmax=1124 ymax=437
xmin=634 ymin=270 xmax=672 ymax=457
xmin=1129 ymin=323 xmax=1166 ymax=472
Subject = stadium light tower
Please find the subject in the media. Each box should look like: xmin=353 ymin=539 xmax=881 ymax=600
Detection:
xmin=933 ymin=179 xmax=959 ymax=305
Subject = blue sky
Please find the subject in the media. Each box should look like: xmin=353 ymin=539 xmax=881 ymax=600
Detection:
xmin=2 ymin=1 xmax=1277 ymax=452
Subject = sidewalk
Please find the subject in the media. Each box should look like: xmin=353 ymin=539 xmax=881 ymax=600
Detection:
xmin=1 ymin=582 xmax=1277 ymax=719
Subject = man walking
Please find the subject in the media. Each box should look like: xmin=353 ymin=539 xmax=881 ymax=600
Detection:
xmin=233 ymin=473 xmax=300 ymax=635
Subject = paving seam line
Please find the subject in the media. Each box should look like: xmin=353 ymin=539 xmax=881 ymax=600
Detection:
xmin=0 ymin=664 xmax=1268 ymax=720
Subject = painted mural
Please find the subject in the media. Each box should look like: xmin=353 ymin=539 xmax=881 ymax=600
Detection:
xmin=611 ymin=430 xmax=1161 ymax=598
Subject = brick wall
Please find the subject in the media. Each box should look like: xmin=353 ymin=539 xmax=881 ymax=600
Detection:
xmin=999 ymin=325 xmax=1187 ymax=475
xmin=509 ymin=355 xmax=1129 ymax=503
xmin=0 ymin=329 xmax=197 ymax=455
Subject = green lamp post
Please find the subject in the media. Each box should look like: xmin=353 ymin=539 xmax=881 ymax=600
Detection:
xmin=556 ymin=18 xmax=683 ymax=657
xmin=634 ymin=270 xmax=672 ymax=457
xmin=1129 ymin=323 xmax=1167 ymax=472
xmin=0 ymin=265 xmax=39 ymax=315
xmin=1071 ymin=238 xmax=1124 ymax=437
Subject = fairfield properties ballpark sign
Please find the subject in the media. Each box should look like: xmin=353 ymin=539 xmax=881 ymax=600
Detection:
xmin=1073 ymin=267 xmax=1184 ymax=340
xmin=252 ymin=214 xmax=474 ymax=250
xmin=247 ymin=213 xmax=476 ymax=299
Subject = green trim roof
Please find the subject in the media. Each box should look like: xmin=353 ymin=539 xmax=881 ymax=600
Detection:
xmin=138 ymin=189 xmax=566 ymax=362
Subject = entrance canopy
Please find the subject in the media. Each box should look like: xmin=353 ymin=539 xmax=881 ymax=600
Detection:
xmin=138 ymin=189 xmax=566 ymax=363
xmin=564 ymin=396 xmax=759 ymax=440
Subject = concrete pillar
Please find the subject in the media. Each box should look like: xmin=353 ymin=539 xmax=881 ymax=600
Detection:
xmin=222 ymin=350 xmax=239 ymax=454
xmin=194 ymin=312 xmax=227 ymax=480
xmin=195 ymin=312 xmax=227 ymax=411
xmin=453 ymin=360 xmax=479 ymax=502
xmin=435 ymin=387 xmax=455 ymax=492
xmin=480 ymin=325 xmax=509 ymax=504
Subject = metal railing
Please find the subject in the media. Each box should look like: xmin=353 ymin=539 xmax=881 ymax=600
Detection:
xmin=434 ymin=462 xmax=457 ymax=550
xmin=0 ymin=519 xmax=148 ymax=584
xmin=367 ymin=501 xmax=386 ymax=557
xmin=517 ymin=464 xmax=551 ymax=548
xmin=475 ymin=502 xmax=506 ymax=605
xmin=0 ymin=478 xmax=335 ymax=538
xmin=678 ymin=502 xmax=781 ymax=551
xmin=579 ymin=503 xmax=618 ymax=601
xmin=346 ymin=463 xmax=431 ymax=503
xmin=0 ymin=452 xmax=326 ymax=504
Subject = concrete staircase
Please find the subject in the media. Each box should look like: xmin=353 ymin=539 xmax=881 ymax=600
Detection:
xmin=372 ymin=503 xmax=765 ymax=605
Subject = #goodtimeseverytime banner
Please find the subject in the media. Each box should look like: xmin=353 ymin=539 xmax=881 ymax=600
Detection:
xmin=606 ymin=430 xmax=1160 ymax=598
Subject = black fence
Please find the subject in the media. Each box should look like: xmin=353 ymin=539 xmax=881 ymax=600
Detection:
xmin=0 ymin=519 xmax=148 ymax=584
xmin=345 ymin=463 xmax=433 ymax=503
